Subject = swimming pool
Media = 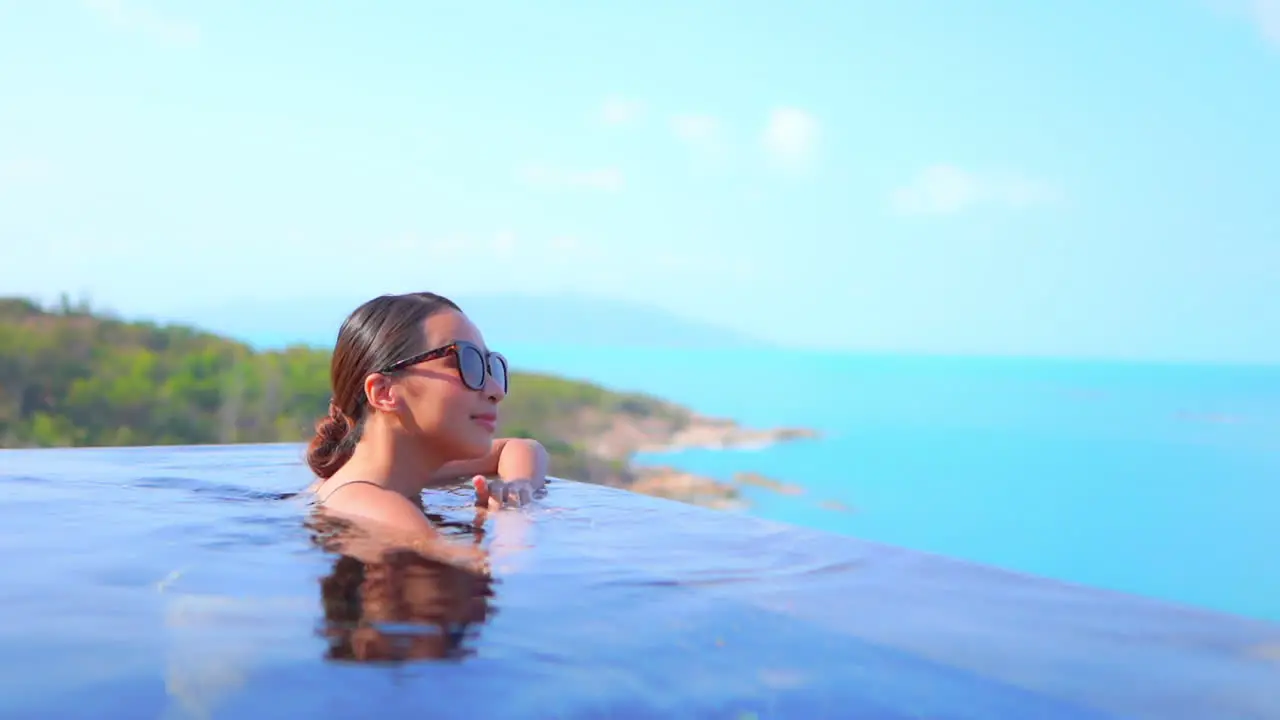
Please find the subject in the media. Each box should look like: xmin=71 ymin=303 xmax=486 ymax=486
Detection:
xmin=2 ymin=443 xmax=1277 ymax=718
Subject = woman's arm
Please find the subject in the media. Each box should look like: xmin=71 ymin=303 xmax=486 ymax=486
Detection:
xmin=430 ymin=438 xmax=549 ymax=487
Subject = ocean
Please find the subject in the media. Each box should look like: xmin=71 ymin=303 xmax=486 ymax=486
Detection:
xmin=502 ymin=345 xmax=1280 ymax=623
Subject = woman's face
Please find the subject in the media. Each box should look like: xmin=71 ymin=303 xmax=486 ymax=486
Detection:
xmin=388 ymin=310 xmax=506 ymax=461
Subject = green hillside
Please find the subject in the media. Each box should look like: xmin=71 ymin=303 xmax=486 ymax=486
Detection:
xmin=0 ymin=296 xmax=691 ymax=485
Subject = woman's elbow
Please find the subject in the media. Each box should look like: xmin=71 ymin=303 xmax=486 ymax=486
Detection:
xmin=498 ymin=437 xmax=550 ymax=480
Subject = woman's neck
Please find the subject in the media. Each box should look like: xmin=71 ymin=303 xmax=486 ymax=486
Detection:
xmin=335 ymin=419 xmax=444 ymax=498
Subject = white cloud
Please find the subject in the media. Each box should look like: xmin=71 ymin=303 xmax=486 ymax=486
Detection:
xmin=0 ymin=157 xmax=53 ymax=189
xmin=83 ymin=0 xmax=201 ymax=47
xmin=1209 ymin=0 xmax=1280 ymax=45
xmin=545 ymin=235 xmax=613 ymax=263
xmin=599 ymin=96 xmax=644 ymax=125
xmin=383 ymin=233 xmax=418 ymax=252
xmin=384 ymin=230 xmax=599 ymax=264
xmin=491 ymin=230 xmax=516 ymax=260
xmin=1245 ymin=0 xmax=1280 ymax=44
xmin=670 ymin=114 xmax=720 ymax=146
xmin=670 ymin=114 xmax=731 ymax=172
xmin=644 ymin=248 xmax=754 ymax=281
xmin=763 ymin=107 xmax=819 ymax=173
xmin=548 ymin=236 xmax=578 ymax=252
xmin=890 ymin=164 xmax=1062 ymax=216
xmin=384 ymin=232 xmax=468 ymax=257
xmin=515 ymin=165 xmax=624 ymax=192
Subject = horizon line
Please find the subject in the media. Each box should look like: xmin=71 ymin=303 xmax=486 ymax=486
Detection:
xmin=6 ymin=293 xmax=1277 ymax=370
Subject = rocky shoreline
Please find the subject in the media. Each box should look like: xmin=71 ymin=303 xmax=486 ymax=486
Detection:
xmin=635 ymin=417 xmax=821 ymax=453
xmin=623 ymin=463 xmax=858 ymax=515
xmin=490 ymin=374 xmax=843 ymax=514
xmin=628 ymin=465 xmax=749 ymax=512
xmin=582 ymin=412 xmax=834 ymax=512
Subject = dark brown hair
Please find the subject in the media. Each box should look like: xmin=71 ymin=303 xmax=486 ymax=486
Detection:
xmin=317 ymin=550 xmax=494 ymax=662
xmin=306 ymin=292 xmax=462 ymax=479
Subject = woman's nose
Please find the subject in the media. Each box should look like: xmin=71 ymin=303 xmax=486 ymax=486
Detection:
xmin=483 ymin=371 xmax=506 ymax=402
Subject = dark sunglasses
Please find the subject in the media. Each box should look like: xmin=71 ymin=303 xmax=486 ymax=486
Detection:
xmin=379 ymin=341 xmax=509 ymax=393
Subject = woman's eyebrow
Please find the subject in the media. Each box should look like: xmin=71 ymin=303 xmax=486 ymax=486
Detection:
xmin=449 ymin=338 xmax=488 ymax=351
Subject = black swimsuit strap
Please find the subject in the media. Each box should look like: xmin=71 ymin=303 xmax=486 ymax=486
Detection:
xmin=316 ymin=479 xmax=387 ymax=504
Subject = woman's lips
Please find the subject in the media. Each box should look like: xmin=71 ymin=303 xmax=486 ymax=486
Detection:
xmin=471 ymin=414 xmax=497 ymax=432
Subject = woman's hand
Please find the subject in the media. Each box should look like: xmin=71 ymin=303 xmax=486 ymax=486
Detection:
xmin=473 ymin=437 xmax=549 ymax=509
xmin=472 ymin=475 xmax=543 ymax=509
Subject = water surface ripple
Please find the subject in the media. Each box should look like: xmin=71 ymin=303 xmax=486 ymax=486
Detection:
xmin=1 ymin=444 xmax=1278 ymax=719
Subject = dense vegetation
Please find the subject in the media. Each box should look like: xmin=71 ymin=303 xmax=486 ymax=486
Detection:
xmin=0 ymin=296 xmax=688 ymax=484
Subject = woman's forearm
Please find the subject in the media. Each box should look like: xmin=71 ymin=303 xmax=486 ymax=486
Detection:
xmin=430 ymin=437 xmax=548 ymax=485
xmin=496 ymin=438 xmax=548 ymax=487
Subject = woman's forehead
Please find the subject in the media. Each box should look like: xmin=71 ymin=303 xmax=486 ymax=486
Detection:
xmin=421 ymin=310 xmax=486 ymax=348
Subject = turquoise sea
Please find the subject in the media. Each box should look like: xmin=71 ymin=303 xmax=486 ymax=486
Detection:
xmin=502 ymin=345 xmax=1280 ymax=623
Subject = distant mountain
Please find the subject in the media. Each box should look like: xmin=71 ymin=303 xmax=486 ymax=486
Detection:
xmin=158 ymin=293 xmax=771 ymax=350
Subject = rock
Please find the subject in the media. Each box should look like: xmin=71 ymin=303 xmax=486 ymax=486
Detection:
xmin=732 ymin=471 xmax=805 ymax=496
xmin=628 ymin=466 xmax=750 ymax=512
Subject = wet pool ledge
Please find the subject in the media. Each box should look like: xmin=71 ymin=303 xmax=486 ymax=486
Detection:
xmin=529 ymin=477 xmax=1280 ymax=719
xmin=1 ymin=444 xmax=1279 ymax=719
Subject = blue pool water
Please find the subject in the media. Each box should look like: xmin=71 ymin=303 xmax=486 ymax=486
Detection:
xmin=2 ymin=444 xmax=1278 ymax=718
xmin=503 ymin=346 xmax=1280 ymax=622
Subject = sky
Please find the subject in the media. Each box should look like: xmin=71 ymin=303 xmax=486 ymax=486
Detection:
xmin=1 ymin=0 xmax=1278 ymax=363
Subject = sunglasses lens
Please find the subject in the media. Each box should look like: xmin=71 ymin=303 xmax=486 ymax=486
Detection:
xmin=489 ymin=353 xmax=509 ymax=392
xmin=458 ymin=345 xmax=488 ymax=389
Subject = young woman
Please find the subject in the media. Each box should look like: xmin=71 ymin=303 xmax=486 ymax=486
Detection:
xmin=305 ymin=291 xmax=548 ymax=555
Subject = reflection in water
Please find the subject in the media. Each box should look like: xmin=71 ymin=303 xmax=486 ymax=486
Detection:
xmin=307 ymin=509 xmax=498 ymax=664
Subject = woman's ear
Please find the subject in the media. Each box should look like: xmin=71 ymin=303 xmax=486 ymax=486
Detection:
xmin=363 ymin=373 xmax=399 ymax=413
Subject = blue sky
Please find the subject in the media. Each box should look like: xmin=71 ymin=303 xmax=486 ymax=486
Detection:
xmin=1 ymin=0 xmax=1277 ymax=362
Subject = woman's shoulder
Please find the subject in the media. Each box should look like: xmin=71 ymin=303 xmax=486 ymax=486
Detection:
xmin=310 ymin=482 xmax=484 ymax=571
xmin=315 ymin=480 xmax=435 ymax=536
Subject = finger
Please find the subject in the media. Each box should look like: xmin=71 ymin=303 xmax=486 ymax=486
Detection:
xmin=488 ymin=479 xmax=508 ymax=509
xmin=473 ymin=475 xmax=489 ymax=507
xmin=508 ymin=483 xmax=528 ymax=507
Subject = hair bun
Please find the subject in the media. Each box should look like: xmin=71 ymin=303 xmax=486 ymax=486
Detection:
xmin=307 ymin=401 xmax=357 ymax=479
xmin=323 ymin=400 xmax=353 ymax=435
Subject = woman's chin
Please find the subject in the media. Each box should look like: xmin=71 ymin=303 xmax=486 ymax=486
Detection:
xmin=451 ymin=433 xmax=495 ymax=462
